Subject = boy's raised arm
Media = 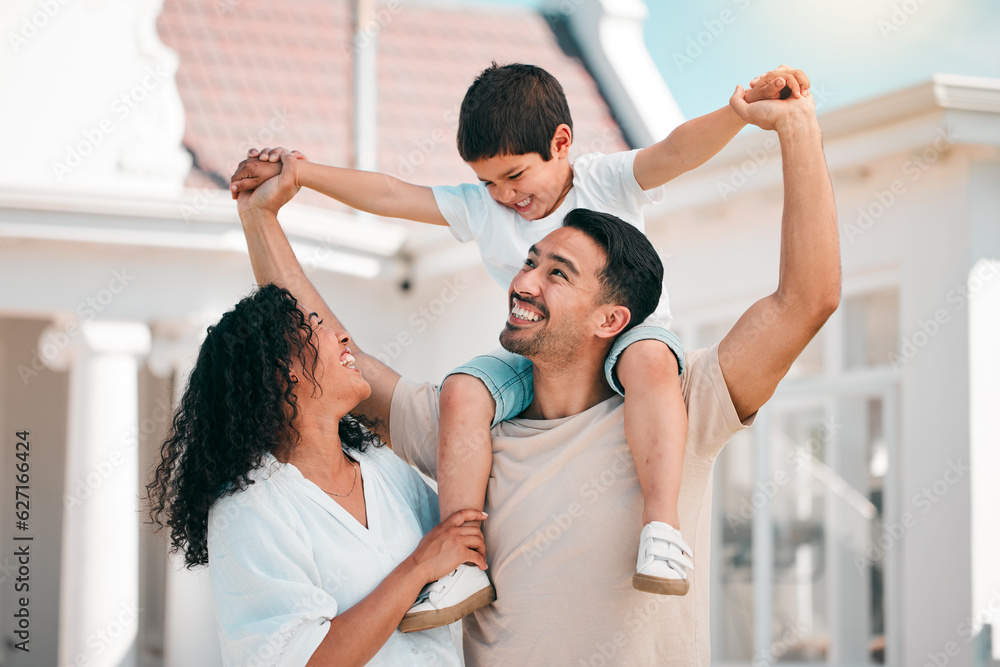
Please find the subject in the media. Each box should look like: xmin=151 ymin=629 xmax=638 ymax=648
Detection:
xmin=231 ymin=148 xmax=448 ymax=227
xmin=236 ymin=152 xmax=402 ymax=442
xmin=633 ymin=66 xmax=810 ymax=190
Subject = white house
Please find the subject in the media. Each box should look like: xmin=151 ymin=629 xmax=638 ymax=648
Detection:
xmin=0 ymin=0 xmax=998 ymax=665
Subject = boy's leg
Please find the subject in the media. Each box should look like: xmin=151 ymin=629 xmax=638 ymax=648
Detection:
xmin=436 ymin=348 xmax=534 ymax=521
xmin=607 ymin=322 xmax=693 ymax=596
xmin=616 ymin=340 xmax=686 ymax=528
xmin=437 ymin=373 xmax=494 ymax=525
xmin=400 ymin=350 xmax=533 ymax=632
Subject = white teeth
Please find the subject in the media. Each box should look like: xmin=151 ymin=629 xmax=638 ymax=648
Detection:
xmin=515 ymin=196 xmax=531 ymax=207
xmin=511 ymin=303 xmax=540 ymax=322
xmin=340 ymin=353 xmax=356 ymax=368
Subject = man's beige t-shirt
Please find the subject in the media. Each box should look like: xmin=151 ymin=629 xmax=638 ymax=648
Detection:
xmin=389 ymin=345 xmax=751 ymax=666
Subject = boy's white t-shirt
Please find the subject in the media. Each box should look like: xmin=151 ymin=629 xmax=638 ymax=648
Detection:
xmin=432 ymin=149 xmax=665 ymax=291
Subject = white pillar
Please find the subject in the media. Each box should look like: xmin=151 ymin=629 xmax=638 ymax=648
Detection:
xmin=148 ymin=322 xmax=223 ymax=667
xmin=969 ymin=259 xmax=1000 ymax=657
xmin=46 ymin=321 xmax=150 ymax=667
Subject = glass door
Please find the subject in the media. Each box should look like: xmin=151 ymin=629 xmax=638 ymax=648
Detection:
xmin=712 ymin=382 xmax=899 ymax=666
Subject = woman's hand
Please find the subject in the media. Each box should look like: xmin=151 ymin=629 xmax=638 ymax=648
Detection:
xmin=235 ymin=149 xmax=306 ymax=219
xmin=408 ymin=509 xmax=488 ymax=583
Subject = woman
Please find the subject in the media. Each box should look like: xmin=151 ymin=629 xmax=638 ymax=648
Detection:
xmin=147 ymin=283 xmax=486 ymax=666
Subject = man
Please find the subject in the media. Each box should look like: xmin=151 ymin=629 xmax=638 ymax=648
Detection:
xmin=234 ymin=76 xmax=839 ymax=665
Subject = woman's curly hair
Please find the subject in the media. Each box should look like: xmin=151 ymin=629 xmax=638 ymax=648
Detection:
xmin=146 ymin=284 xmax=381 ymax=568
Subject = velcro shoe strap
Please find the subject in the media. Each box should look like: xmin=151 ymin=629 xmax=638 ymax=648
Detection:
xmin=643 ymin=523 xmax=694 ymax=569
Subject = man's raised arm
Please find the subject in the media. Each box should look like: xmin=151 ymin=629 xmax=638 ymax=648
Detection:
xmin=717 ymin=85 xmax=841 ymax=422
xmin=236 ymin=152 xmax=401 ymax=441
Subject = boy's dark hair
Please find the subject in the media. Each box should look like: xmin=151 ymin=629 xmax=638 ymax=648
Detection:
xmin=457 ymin=62 xmax=573 ymax=163
xmin=562 ymin=208 xmax=663 ymax=333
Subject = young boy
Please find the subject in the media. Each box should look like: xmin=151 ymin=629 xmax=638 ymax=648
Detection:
xmin=231 ymin=63 xmax=809 ymax=632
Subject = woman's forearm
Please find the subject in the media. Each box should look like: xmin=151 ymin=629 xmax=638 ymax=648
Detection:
xmin=305 ymin=555 xmax=428 ymax=666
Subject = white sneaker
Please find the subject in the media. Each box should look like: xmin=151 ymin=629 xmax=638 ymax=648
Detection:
xmin=399 ymin=564 xmax=496 ymax=633
xmin=632 ymin=521 xmax=694 ymax=596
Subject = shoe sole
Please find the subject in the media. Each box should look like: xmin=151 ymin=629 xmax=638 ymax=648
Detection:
xmin=398 ymin=585 xmax=497 ymax=633
xmin=632 ymin=573 xmax=690 ymax=596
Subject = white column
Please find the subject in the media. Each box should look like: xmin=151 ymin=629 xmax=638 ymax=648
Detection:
xmin=969 ymin=259 xmax=1000 ymax=657
xmin=46 ymin=321 xmax=150 ymax=667
xmin=148 ymin=322 xmax=223 ymax=667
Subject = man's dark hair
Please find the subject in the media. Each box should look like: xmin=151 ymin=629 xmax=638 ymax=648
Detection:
xmin=562 ymin=209 xmax=663 ymax=333
xmin=457 ymin=62 xmax=573 ymax=163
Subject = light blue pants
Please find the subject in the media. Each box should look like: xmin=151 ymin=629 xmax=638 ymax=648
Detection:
xmin=444 ymin=317 xmax=685 ymax=426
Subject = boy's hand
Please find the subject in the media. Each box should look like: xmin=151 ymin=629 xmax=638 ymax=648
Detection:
xmin=743 ymin=66 xmax=810 ymax=103
xmin=236 ymin=150 xmax=302 ymax=217
xmin=230 ymin=147 xmax=307 ymax=200
xmin=730 ymin=81 xmax=817 ymax=133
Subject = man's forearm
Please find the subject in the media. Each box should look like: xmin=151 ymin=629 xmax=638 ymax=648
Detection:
xmin=774 ymin=115 xmax=840 ymax=311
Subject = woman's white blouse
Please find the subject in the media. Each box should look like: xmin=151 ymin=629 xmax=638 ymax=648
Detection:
xmin=207 ymin=446 xmax=460 ymax=667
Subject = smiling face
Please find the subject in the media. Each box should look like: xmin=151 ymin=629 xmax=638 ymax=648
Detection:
xmin=292 ymin=307 xmax=371 ymax=408
xmin=500 ymin=226 xmax=626 ymax=362
xmin=467 ymin=124 xmax=574 ymax=222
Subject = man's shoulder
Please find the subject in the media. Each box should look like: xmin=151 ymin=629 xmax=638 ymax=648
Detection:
xmin=388 ymin=378 xmax=441 ymax=479
xmin=681 ymin=345 xmax=754 ymax=461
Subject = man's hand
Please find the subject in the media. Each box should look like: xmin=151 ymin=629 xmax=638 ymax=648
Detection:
xmin=230 ymin=147 xmax=308 ymax=199
xmin=730 ymin=80 xmax=817 ymax=133
xmin=235 ymin=150 xmax=303 ymax=218
xmin=743 ymin=66 xmax=810 ymax=104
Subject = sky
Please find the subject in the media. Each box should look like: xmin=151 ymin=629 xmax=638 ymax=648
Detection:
xmin=461 ymin=0 xmax=1000 ymax=119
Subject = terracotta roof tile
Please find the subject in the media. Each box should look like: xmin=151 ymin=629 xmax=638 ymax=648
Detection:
xmin=160 ymin=0 xmax=628 ymax=208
